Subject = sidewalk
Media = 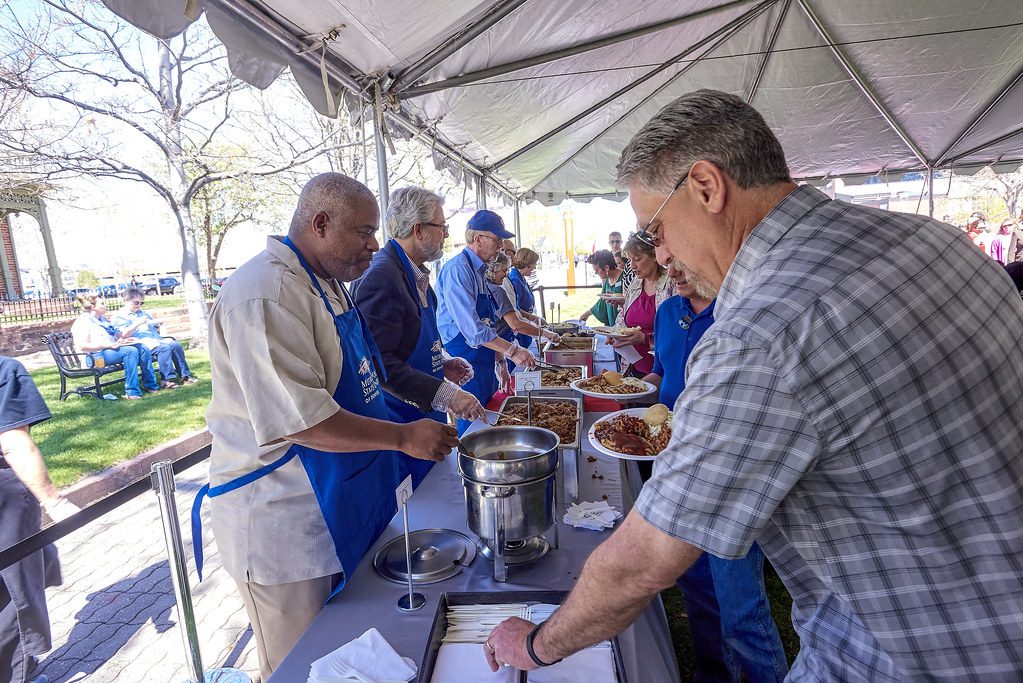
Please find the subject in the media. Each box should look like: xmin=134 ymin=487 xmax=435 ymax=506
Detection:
xmin=34 ymin=462 xmax=260 ymax=682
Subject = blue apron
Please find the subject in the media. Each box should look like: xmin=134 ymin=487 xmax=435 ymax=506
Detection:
xmin=191 ymin=237 xmax=400 ymax=601
xmin=507 ymin=267 xmax=536 ymax=350
xmin=384 ymin=240 xmax=444 ymax=488
xmin=444 ymin=251 xmax=500 ymax=435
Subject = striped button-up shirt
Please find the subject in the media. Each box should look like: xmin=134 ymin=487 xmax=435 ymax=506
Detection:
xmin=636 ymin=185 xmax=1023 ymax=681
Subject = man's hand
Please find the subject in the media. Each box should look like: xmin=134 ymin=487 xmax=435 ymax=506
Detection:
xmin=578 ymin=311 xmax=590 ymax=323
xmin=449 ymin=389 xmax=486 ymax=422
xmin=443 ymin=357 xmax=474 ymax=385
xmin=510 ymin=347 xmax=536 ymax=369
xmin=496 ymin=361 xmax=512 ymax=394
xmin=542 ymin=331 xmax=562 ymax=344
xmin=44 ymin=497 xmax=81 ymax=522
xmin=398 ymin=419 xmax=459 ymax=461
xmin=485 ymin=617 xmax=539 ymax=671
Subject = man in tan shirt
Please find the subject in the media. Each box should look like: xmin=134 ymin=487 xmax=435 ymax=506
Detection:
xmin=200 ymin=173 xmax=458 ymax=679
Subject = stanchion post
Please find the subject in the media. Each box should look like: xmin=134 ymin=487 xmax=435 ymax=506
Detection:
xmin=151 ymin=460 xmax=204 ymax=683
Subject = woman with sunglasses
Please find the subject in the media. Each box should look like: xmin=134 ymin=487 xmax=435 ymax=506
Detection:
xmin=608 ymin=234 xmax=672 ymax=377
xmin=112 ymin=287 xmax=196 ymax=387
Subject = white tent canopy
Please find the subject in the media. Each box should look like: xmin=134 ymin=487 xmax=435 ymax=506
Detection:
xmin=103 ymin=0 xmax=1023 ymax=205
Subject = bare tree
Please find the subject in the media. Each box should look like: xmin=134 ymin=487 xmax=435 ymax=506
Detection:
xmin=0 ymin=1 xmax=351 ymax=346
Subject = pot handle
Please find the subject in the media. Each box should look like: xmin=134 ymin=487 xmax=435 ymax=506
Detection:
xmin=493 ymin=492 xmax=507 ymax=583
xmin=480 ymin=486 xmax=515 ymax=499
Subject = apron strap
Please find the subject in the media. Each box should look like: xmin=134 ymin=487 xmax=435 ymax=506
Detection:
xmin=191 ymin=449 xmax=296 ymax=580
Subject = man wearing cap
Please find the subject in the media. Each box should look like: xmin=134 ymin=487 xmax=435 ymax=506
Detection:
xmin=437 ymin=210 xmax=536 ymax=434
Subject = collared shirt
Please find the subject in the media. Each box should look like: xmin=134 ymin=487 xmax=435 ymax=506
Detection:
xmin=408 ymin=259 xmax=431 ymax=309
xmin=650 ymin=296 xmax=715 ymax=407
xmin=111 ymin=309 xmax=160 ymax=339
xmin=205 ymin=235 xmax=349 ymax=584
xmin=636 ymin=185 xmax=1023 ymax=680
xmin=437 ymin=247 xmax=498 ymax=348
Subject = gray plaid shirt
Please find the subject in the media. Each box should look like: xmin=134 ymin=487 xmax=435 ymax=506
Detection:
xmin=636 ymin=185 xmax=1023 ymax=681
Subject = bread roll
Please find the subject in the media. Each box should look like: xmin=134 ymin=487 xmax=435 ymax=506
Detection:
xmin=643 ymin=403 xmax=670 ymax=426
xmin=602 ymin=370 xmax=623 ymax=386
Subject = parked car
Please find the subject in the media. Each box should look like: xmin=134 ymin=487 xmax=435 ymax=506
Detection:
xmin=66 ymin=287 xmax=95 ymax=299
xmin=97 ymin=283 xmax=128 ymax=298
xmin=142 ymin=276 xmax=180 ymax=295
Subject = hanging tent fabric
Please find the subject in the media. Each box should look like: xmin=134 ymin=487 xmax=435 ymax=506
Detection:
xmin=103 ymin=0 xmax=1023 ymax=204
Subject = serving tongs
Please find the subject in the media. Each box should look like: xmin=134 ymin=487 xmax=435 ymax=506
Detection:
xmin=535 ymin=360 xmax=571 ymax=371
xmin=483 ymin=409 xmax=524 ymax=425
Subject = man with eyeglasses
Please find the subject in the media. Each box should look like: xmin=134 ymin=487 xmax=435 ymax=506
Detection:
xmin=437 ymin=210 xmax=536 ymax=434
xmin=608 ymin=231 xmax=635 ymax=289
xmin=352 ymin=187 xmax=485 ymax=487
xmin=485 ymin=90 xmax=1023 ymax=680
xmin=640 ymin=255 xmax=787 ymax=681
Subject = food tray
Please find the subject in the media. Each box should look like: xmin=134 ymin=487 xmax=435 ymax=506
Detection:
xmin=418 ymin=590 xmax=628 ymax=683
xmin=496 ymin=396 xmax=582 ymax=451
xmin=543 ymin=337 xmax=597 ymax=374
xmin=496 ymin=395 xmax=583 ymax=502
xmin=514 ymin=365 xmax=588 ymax=399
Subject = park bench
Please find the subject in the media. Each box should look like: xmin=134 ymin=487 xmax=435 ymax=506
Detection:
xmin=42 ymin=331 xmax=174 ymax=400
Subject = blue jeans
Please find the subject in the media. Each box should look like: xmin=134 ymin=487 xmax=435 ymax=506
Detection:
xmin=151 ymin=340 xmax=190 ymax=380
xmin=677 ymin=543 xmax=788 ymax=683
xmin=90 ymin=346 xmax=159 ymax=397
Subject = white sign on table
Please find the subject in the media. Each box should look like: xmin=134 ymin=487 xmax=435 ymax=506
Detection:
xmin=614 ymin=344 xmax=644 ymax=365
xmin=516 ymin=370 xmax=542 ymax=391
xmin=395 ymin=474 xmax=413 ymax=508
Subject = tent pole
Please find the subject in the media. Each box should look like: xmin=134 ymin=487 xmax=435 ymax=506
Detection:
xmin=397 ymin=0 xmax=758 ymax=99
xmin=513 ymin=200 xmax=521 ymax=243
xmin=933 ymin=60 xmax=1023 ymax=167
xmin=927 ymin=166 xmax=935 ymax=218
xmin=373 ymin=83 xmax=390 ymax=228
xmin=489 ymin=0 xmax=777 ymax=171
xmin=795 ymin=0 xmax=928 ymax=169
xmin=528 ymin=7 xmax=758 ymax=191
xmin=478 ymin=174 xmax=488 ymax=210
xmin=746 ymin=0 xmax=789 ymax=103
xmin=388 ymin=0 xmax=530 ymax=93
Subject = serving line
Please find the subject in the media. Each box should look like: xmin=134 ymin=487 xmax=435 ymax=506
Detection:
xmin=267 ymin=407 xmax=679 ymax=683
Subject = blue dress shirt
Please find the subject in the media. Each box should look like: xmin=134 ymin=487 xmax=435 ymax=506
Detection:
xmin=437 ymin=247 xmax=498 ymax=348
xmin=651 ymin=295 xmax=715 ymax=407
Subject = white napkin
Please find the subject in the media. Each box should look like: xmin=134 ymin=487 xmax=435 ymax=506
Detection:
xmin=529 ymin=645 xmax=617 ymax=682
xmin=431 ymin=643 xmax=517 ymax=682
xmin=307 ymin=628 xmax=417 ymax=682
xmin=613 ymin=344 xmax=643 ymax=365
xmin=563 ymin=501 xmax=622 ymax=531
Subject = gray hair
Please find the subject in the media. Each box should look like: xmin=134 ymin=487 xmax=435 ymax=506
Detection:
xmin=616 ymin=89 xmax=791 ymax=193
xmin=386 ymin=186 xmax=444 ymax=239
xmin=289 ymin=172 xmax=376 ymax=234
xmin=486 ymin=252 xmax=510 ymax=278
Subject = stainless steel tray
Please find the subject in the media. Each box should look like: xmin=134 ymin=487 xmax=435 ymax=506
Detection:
xmin=418 ymin=591 xmax=628 ymax=683
xmin=542 ymin=337 xmax=597 ymax=374
xmin=495 ymin=395 xmax=582 ymax=451
xmin=496 ymin=395 xmax=583 ymax=502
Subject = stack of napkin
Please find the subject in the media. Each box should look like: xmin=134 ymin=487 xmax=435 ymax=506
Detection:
xmin=564 ymin=501 xmax=622 ymax=530
xmin=307 ymin=628 xmax=417 ymax=683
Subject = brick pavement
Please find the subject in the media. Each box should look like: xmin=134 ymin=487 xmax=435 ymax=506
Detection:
xmin=34 ymin=462 xmax=260 ymax=683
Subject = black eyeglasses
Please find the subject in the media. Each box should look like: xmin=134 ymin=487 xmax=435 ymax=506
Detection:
xmin=640 ymin=169 xmax=690 ymax=240
xmin=422 ymin=221 xmax=448 ymax=231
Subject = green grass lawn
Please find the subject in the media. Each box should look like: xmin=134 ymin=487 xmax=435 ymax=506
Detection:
xmin=29 ymin=346 xmax=211 ymax=487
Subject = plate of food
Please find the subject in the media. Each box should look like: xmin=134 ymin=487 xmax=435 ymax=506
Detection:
xmin=570 ymin=370 xmax=657 ymax=400
xmin=598 ymin=292 xmax=626 ymax=302
xmin=588 ymin=404 xmax=673 ymax=460
xmin=590 ymin=324 xmax=641 ymax=340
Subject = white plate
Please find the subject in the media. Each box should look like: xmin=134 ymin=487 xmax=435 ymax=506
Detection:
xmin=590 ymin=325 xmax=638 ymax=340
xmin=587 ymin=408 xmax=660 ymax=461
xmin=569 ymin=377 xmax=657 ymax=401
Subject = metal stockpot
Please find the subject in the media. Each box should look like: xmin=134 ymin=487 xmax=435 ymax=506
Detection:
xmin=458 ymin=426 xmax=560 ymax=581
xmin=457 ymin=426 xmax=560 ymax=484
xmin=463 ymin=476 xmax=556 ymax=542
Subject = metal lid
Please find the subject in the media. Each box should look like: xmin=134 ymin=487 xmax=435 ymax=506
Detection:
xmin=373 ymin=528 xmax=476 ymax=584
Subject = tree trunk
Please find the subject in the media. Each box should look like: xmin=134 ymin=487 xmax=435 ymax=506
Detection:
xmin=160 ymin=41 xmax=209 ymax=348
xmin=211 ymin=229 xmax=228 ymax=281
